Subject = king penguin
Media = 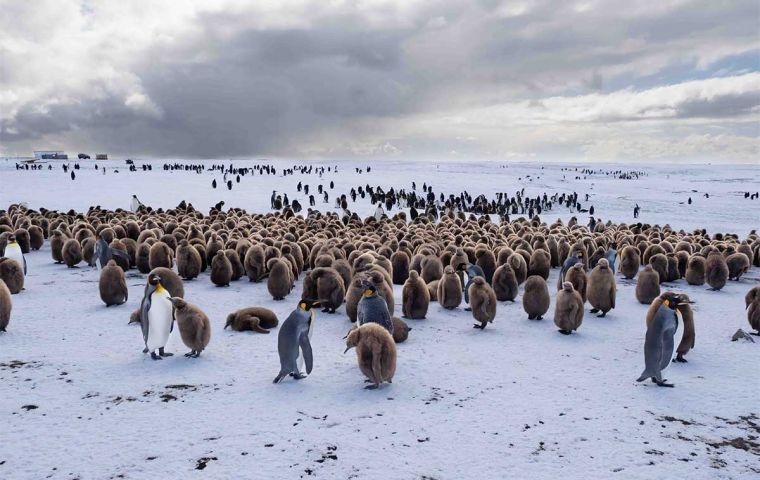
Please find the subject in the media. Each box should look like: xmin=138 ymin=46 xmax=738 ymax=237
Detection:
xmin=139 ymin=273 xmax=175 ymax=360
xmin=456 ymin=262 xmax=485 ymax=307
xmin=3 ymin=235 xmax=26 ymax=275
xmin=273 ymin=299 xmax=320 ymax=383
xmin=636 ymin=293 xmax=687 ymax=387
xmin=95 ymin=236 xmax=130 ymax=269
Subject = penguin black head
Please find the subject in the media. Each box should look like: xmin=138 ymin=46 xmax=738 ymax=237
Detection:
xmin=147 ymin=273 xmax=162 ymax=287
xmin=362 ymin=284 xmax=377 ymax=297
xmin=8 ymin=234 xmax=16 ymax=243
xmin=663 ymin=293 xmax=692 ymax=309
xmin=299 ymin=299 xmax=321 ymax=311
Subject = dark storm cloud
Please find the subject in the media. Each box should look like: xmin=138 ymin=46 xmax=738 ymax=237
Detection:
xmin=0 ymin=0 xmax=758 ymax=161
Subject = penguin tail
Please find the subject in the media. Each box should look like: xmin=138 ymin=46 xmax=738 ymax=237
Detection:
xmin=636 ymin=370 xmax=653 ymax=383
xmin=273 ymin=370 xmax=288 ymax=384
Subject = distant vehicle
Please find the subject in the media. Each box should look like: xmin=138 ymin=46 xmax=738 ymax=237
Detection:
xmin=95 ymin=154 xmax=108 ymax=160
xmin=125 ymin=159 xmax=134 ymax=165
xmin=33 ymin=150 xmax=68 ymax=160
xmin=78 ymin=153 xmax=90 ymax=159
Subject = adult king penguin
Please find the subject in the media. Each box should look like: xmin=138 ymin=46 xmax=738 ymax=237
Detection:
xmin=3 ymin=235 xmax=26 ymax=275
xmin=636 ymin=293 xmax=692 ymax=387
xmin=273 ymin=299 xmax=320 ymax=383
xmin=139 ymin=273 xmax=175 ymax=360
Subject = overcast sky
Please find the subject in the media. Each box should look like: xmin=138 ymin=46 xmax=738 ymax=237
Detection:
xmin=1 ymin=0 xmax=758 ymax=162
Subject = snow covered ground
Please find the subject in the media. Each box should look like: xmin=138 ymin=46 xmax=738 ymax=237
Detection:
xmin=0 ymin=159 xmax=759 ymax=479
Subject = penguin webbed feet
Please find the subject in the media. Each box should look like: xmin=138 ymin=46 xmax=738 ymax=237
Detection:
xmin=150 ymin=352 xmax=163 ymax=360
xmin=590 ymin=308 xmax=599 ymax=313
xmin=185 ymin=350 xmax=200 ymax=358
xmin=558 ymin=329 xmax=572 ymax=335
xmin=653 ymin=379 xmax=674 ymax=388
xmin=464 ymin=307 xmax=472 ymax=311
xmin=291 ymin=372 xmax=307 ymax=380
xmin=673 ymin=354 xmax=687 ymax=363
xmin=597 ymin=312 xmax=607 ymax=318
xmin=472 ymin=323 xmax=486 ymax=330
xmin=364 ymin=384 xmax=380 ymax=390
xmin=158 ymin=347 xmax=173 ymax=357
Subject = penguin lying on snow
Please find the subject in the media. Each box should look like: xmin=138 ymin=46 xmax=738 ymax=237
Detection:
xmin=139 ymin=273 xmax=175 ymax=360
xmin=636 ymin=293 xmax=693 ymax=387
xmin=274 ymin=300 xmax=320 ymax=383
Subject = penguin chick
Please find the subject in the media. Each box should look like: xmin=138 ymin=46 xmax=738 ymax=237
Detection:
xmin=266 ymin=257 xmax=293 ymax=300
xmin=168 ymin=297 xmax=211 ymax=357
xmin=344 ymin=323 xmax=396 ymax=390
xmin=635 ymin=265 xmax=660 ymax=304
xmin=310 ymin=267 xmax=345 ymax=313
xmin=492 ymin=264 xmax=518 ymax=302
xmin=0 ymin=279 xmax=11 ymax=332
xmin=0 ymin=258 xmax=24 ymax=294
xmin=438 ymin=266 xmax=463 ymax=309
xmin=554 ymin=282 xmax=583 ymax=334
xmin=468 ymin=277 xmax=496 ymax=329
xmin=176 ymin=239 xmax=202 ymax=280
xmin=746 ymin=286 xmax=760 ymax=335
xmin=211 ymin=250 xmax=233 ymax=287
xmin=587 ymin=258 xmax=616 ymax=317
xmin=391 ymin=317 xmax=411 ymax=343
xmin=685 ymin=255 xmax=706 ymax=285
xmin=62 ymin=238 xmax=83 ymax=268
xmin=726 ymin=252 xmax=750 ymax=281
xmin=99 ymin=259 xmax=128 ymax=307
xmin=618 ymin=246 xmax=640 ymax=279
xmin=522 ymin=275 xmax=549 ymax=320
xmin=564 ymin=263 xmax=588 ymax=303
xmin=705 ymin=251 xmax=729 ymax=291
xmin=225 ymin=307 xmax=279 ymax=333
xmin=402 ymin=270 xmax=430 ymax=319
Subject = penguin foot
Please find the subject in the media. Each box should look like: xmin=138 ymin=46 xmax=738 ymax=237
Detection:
xmin=322 ymin=308 xmax=330 ymax=313
xmin=184 ymin=351 xmax=200 ymax=358
xmin=364 ymin=384 xmax=379 ymax=390
xmin=159 ymin=348 xmax=173 ymax=357
xmin=590 ymin=308 xmax=599 ymax=313
xmin=464 ymin=307 xmax=472 ymax=311
xmin=673 ymin=357 xmax=687 ymax=363
xmin=292 ymin=373 xmax=307 ymax=380
xmin=655 ymin=380 xmax=674 ymax=388
xmin=597 ymin=312 xmax=607 ymax=318
xmin=536 ymin=316 xmax=543 ymax=320
xmin=558 ymin=330 xmax=572 ymax=335
xmin=150 ymin=352 xmax=163 ymax=360
xmin=750 ymin=332 xmax=760 ymax=336
xmin=142 ymin=347 xmax=149 ymax=353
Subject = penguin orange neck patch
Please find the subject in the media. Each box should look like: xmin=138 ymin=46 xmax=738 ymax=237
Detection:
xmin=156 ymin=284 xmax=166 ymax=294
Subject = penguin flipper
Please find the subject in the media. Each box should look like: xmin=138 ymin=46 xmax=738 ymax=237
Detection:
xmin=111 ymin=248 xmax=130 ymax=263
xmin=660 ymin=330 xmax=675 ymax=371
xmin=23 ymin=256 xmax=27 ymax=275
xmin=139 ymin=296 xmax=151 ymax=342
xmin=299 ymin=333 xmax=313 ymax=374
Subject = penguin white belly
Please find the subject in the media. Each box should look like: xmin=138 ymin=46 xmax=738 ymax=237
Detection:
xmin=147 ymin=290 xmax=173 ymax=351
xmin=130 ymin=198 xmax=140 ymax=212
xmin=5 ymin=244 xmax=24 ymax=275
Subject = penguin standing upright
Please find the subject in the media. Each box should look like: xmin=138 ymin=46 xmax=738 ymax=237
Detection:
xmin=274 ymin=300 xmax=320 ymax=383
xmin=3 ymin=235 xmax=26 ymax=275
xmin=130 ymin=195 xmax=144 ymax=213
xmin=357 ymin=283 xmax=393 ymax=334
xmin=636 ymin=293 xmax=689 ymax=387
xmin=456 ymin=262 xmax=484 ymax=307
xmin=95 ymin=237 xmax=130 ymax=269
xmin=139 ymin=273 xmax=175 ymax=360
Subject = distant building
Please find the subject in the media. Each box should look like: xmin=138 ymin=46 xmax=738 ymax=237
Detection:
xmin=33 ymin=150 xmax=68 ymax=160
xmin=96 ymin=154 xmax=108 ymax=160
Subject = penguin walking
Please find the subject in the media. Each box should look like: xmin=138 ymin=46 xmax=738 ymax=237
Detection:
xmin=3 ymin=235 xmax=26 ymax=275
xmin=139 ymin=273 xmax=175 ymax=360
xmin=636 ymin=293 xmax=689 ymax=387
xmin=274 ymin=300 xmax=320 ymax=383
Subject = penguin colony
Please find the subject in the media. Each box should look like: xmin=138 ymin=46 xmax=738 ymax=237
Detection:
xmin=0 ymin=198 xmax=758 ymax=390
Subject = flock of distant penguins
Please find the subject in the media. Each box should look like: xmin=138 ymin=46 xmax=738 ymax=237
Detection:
xmin=0 ymin=195 xmax=759 ymax=389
